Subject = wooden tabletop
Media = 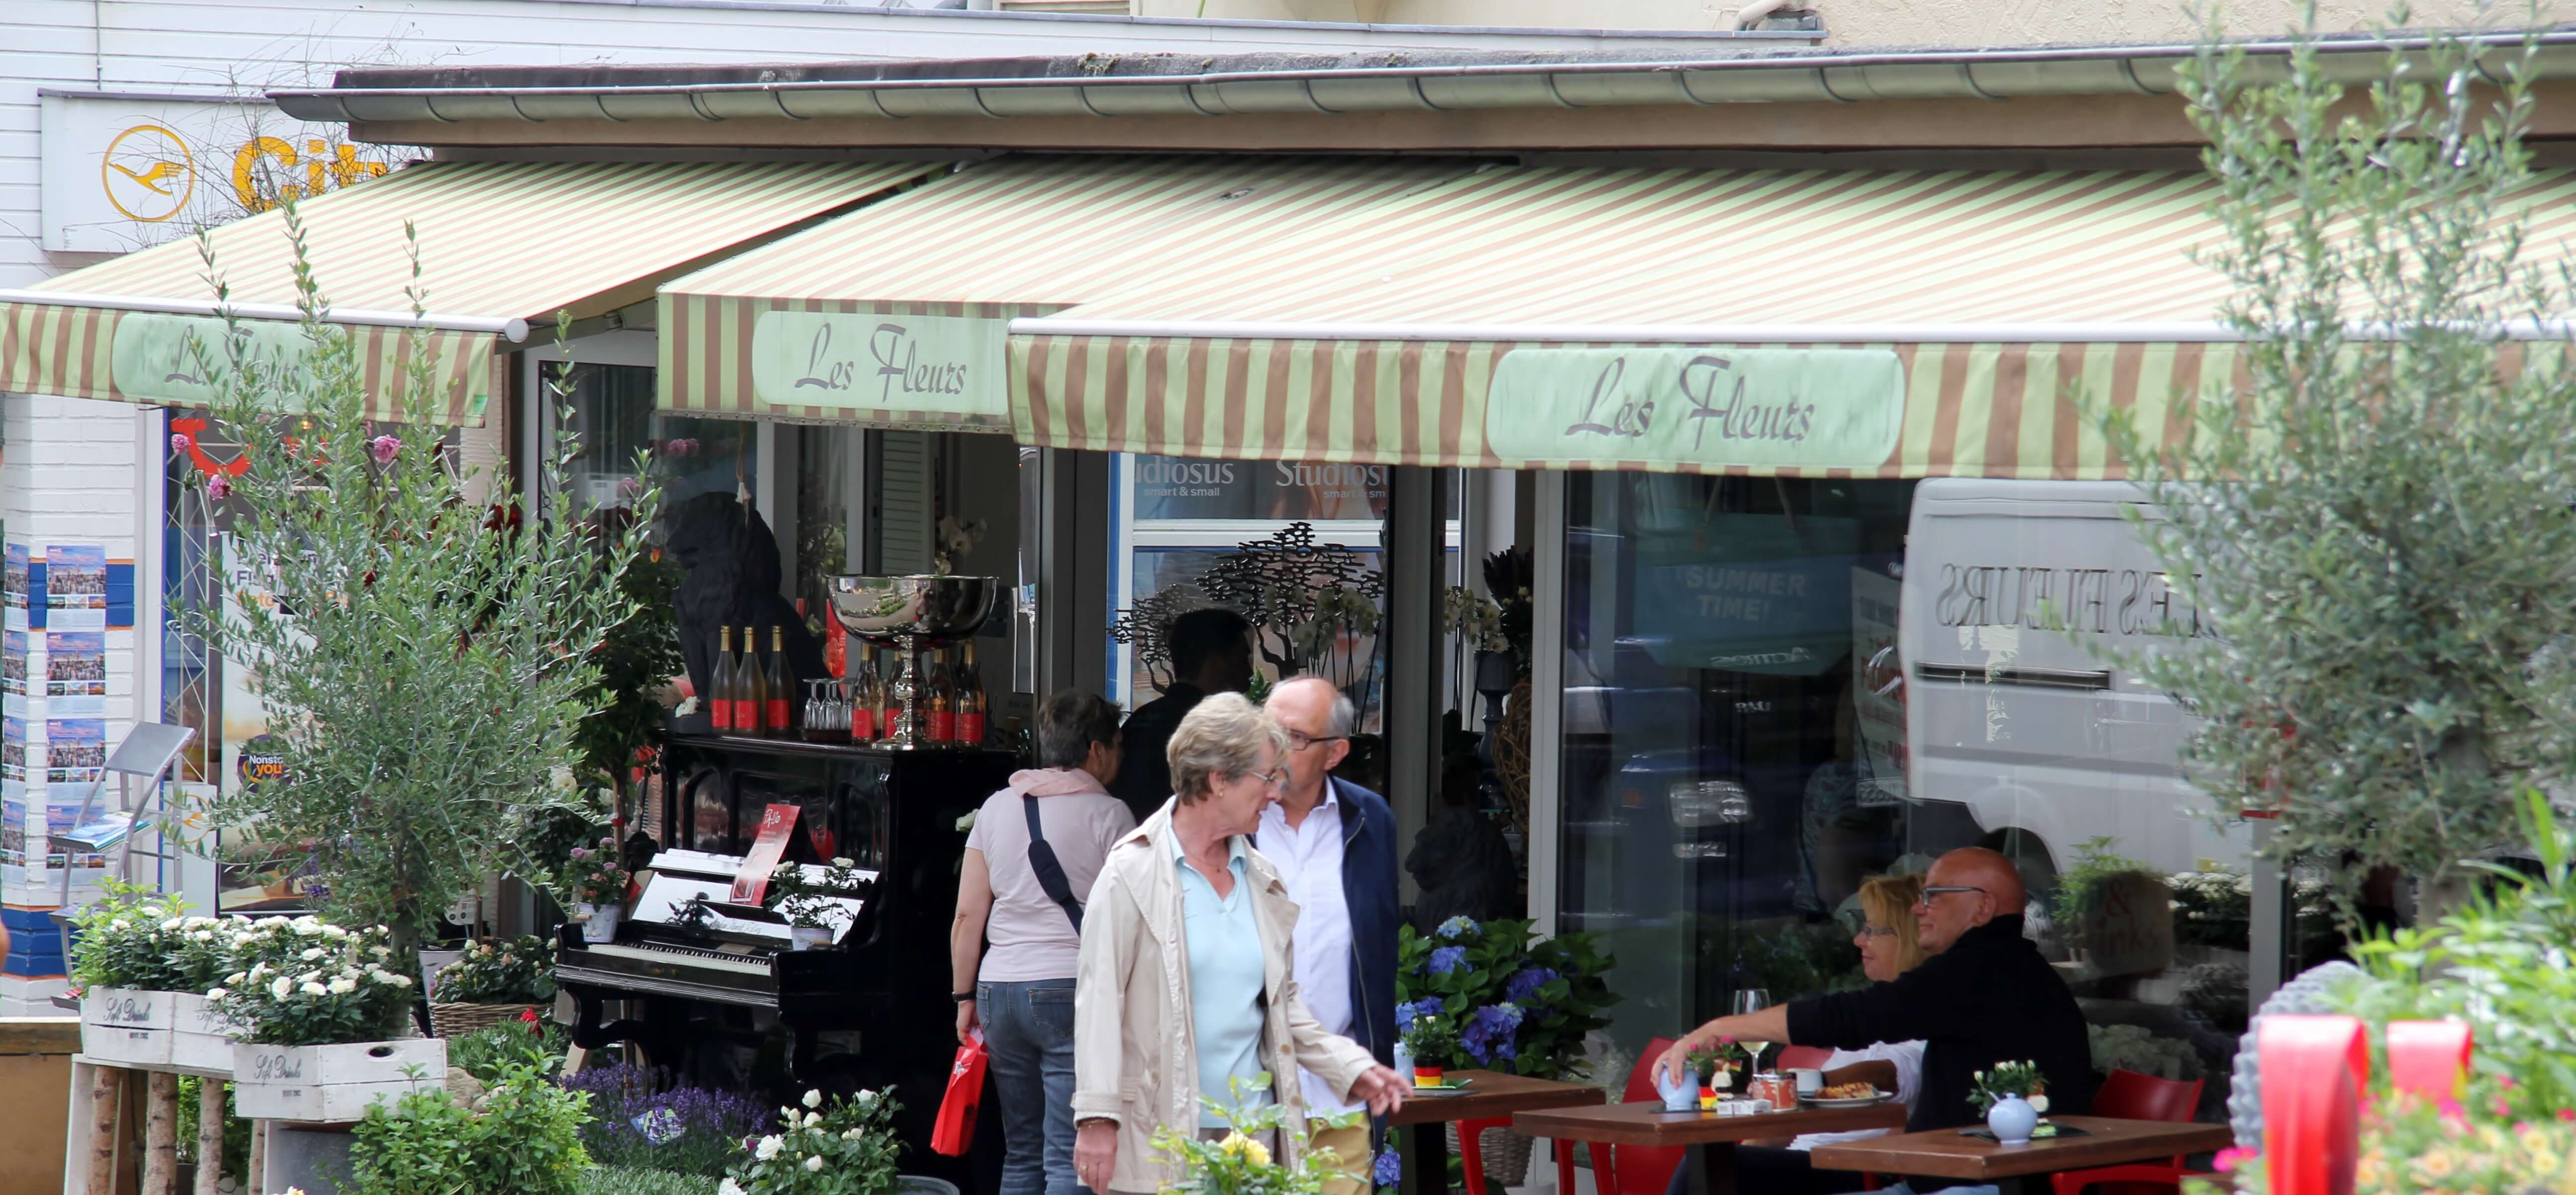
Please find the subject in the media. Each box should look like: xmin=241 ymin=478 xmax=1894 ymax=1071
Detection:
xmin=1513 ymin=1099 xmax=1910 ymax=1146
xmin=1388 ymin=1070 xmax=1605 ymax=1127
xmin=1808 ymin=1116 xmax=2235 ymax=1180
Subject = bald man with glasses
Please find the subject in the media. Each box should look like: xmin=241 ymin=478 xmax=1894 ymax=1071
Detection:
xmin=1656 ymin=847 xmax=2095 ymax=1192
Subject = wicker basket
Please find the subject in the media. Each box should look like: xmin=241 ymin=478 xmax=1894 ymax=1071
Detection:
xmin=1444 ymin=1121 xmax=1534 ymax=1187
xmin=428 ymin=1001 xmax=541 ymax=1038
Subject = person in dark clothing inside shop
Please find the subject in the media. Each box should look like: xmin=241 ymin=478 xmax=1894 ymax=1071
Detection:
xmin=1107 ymin=607 xmax=1254 ymax=822
xmin=1653 ymin=847 xmax=2095 ymax=1195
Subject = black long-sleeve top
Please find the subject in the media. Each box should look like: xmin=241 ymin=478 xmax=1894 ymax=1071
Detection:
xmin=1785 ymin=916 xmax=2096 ymax=1133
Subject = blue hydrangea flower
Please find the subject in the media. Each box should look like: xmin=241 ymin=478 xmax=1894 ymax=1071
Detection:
xmin=1396 ymin=998 xmax=1438 ymax=1028
xmin=1504 ymin=966 xmax=1560 ymax=1004
xmin=1374 ymin=1150 xmax=1402 ymax=1186
xmin=1460 ymin=1002 xmax=1524 ymax=1064
xmin=1427 ymin=945 xmax=1468 ymax=975
xmin=1435 ymin=915 xmax=1478 ymax=940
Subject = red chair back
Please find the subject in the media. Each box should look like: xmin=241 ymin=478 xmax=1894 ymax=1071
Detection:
xmin=2093 ymin=1069 xmax=2204 ymax=1123
xmin=1778 ymin=1045 xmax=1835 ymax=1071
xmin=1602 ymin=1039 xmax=1688 ymax=1195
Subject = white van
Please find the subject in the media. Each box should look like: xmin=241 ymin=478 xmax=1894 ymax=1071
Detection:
xmin=1898 ymin=479 xmax=2255 ymax=896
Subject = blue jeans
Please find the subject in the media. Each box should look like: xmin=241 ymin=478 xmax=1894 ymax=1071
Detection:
xmin=979 ymin=978 xmax=1079 ymax=1195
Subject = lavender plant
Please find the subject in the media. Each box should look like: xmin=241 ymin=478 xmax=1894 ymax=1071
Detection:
xmin=561 ymin=1063 xmax=767 ymax=1179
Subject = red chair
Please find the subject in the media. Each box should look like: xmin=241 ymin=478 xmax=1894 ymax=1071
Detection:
xmin=1534 ymin=1037 xmax=1688 ymax=1195
xmin=2047 ymin=1070 xmax=2208 ymax=1195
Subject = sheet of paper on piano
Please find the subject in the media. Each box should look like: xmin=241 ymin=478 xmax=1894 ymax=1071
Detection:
xmin=730 ymin=803 xmax=803 ymax=904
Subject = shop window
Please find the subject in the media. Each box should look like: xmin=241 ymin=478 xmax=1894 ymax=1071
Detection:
xmin=547 ymin=362 xmax=753 ymax=514
xmin=1557 ymin=473 xmax=2251 ymax=1121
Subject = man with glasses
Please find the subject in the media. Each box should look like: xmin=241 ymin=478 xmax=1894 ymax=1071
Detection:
xmin=1256 ymin=676 xmax=1400 ymax=1195
xmin=1655 ymin=847 xmax=2094 ymax=1191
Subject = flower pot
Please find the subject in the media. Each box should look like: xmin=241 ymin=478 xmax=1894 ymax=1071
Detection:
xmin=170 ymin=993 xmax=234 ymax=1074
xmin=1413 ymin=1064 xmax=1445 ymax=1089
xmin=577 ymin=902 xmax=622 ymax=943
xmin=790 ymin=926 xmax=832 ymax=951
xmin=80 ymin=988 xmax=176 ymax=1068
xmin=1987 ymin=1094 xmax=2040 ymax=1145
xmin=1697 ymin=1085 xmax=1718 ymax=1111
xmin=233 ymin=1037 xmax=447 ymax=1123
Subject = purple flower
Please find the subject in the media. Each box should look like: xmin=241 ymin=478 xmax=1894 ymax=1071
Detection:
xmin=570 ymin=847 xmax=589 ymax=860
xmin=1426 ymin=946 xmax=1468 ymax=976
xmin=369 ymin=434 xmax=401 ymax=465
xmin=1460 ymin=1003 xmax=1524 ymax=1065
xmin=1374 ymin=1150 xmax=1402 ymax=1186
xmin=1504 ymin=966 xmax=1560 ymax=1004
xmin=206 ymin=474 xmax=231 ymax=500
xmin=170 ymin=432 xmax=194 ymax=454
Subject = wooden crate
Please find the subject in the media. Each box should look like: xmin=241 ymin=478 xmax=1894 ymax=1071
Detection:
xmin=232 ymin=1037 xmax=446 ymax=1123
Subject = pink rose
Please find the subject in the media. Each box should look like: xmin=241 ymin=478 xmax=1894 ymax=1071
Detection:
xmin=570 ymin=847 xmax=589 ymax=860
xmin=206 ymin=474 xmax=231 ymax=500
xmin=369 ymin=435 xmax=401 ymax=465
xmin=170 ymin=432 xmax=195 ymax=454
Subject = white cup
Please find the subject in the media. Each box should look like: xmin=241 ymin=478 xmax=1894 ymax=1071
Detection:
xmin=1790 ymin=1068 xmax=1825 ymax=1097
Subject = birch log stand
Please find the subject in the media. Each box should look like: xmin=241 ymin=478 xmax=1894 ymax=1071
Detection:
xmin=68 ymin=1057 xmax=222 ymax=1195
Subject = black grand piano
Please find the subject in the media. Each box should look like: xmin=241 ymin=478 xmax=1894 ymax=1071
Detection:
xmin=558 ymin=733 xmax=1016 ymax=1181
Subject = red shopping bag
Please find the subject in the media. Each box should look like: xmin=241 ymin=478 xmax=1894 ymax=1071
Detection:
xmin=931 ymin=1029 xmax=989 ymax=1156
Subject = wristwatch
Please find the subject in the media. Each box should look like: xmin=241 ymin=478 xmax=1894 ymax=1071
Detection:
xmin=951 ymin=991 xmax=976 ymax=1004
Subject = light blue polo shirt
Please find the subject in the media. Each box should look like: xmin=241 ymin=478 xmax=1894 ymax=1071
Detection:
xmin=1176 ymin=831 xmax=1268 ymax=1126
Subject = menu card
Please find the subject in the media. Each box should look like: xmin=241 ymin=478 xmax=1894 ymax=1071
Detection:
xmin=729 ymin=803 xmax=802 ymax=905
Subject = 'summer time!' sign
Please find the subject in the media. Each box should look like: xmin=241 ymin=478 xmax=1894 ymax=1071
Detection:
xmin=749 ymin=311 xmax=1008 ymax=420
xmin=1485 ymin=346 xmax=1905 ymax=470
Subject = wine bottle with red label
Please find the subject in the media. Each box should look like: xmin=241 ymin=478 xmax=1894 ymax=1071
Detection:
xmin=957 ymin=641 xmax=988 ymax=746
xmin=710 ymin=625 xmax=737 ymax=733
xmin=735 ymin=625 xmax=763 ymax=734
xmin=764 ymin=626 xmax=793 ymax=737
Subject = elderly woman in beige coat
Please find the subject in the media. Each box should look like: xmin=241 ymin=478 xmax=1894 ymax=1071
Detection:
xmin=1070 ymin=692 xmax=1406 ymax=1194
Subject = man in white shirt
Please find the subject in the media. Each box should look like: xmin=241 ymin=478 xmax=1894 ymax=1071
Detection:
xmin=1257 ymin=676 xmax=1399 ymax=1195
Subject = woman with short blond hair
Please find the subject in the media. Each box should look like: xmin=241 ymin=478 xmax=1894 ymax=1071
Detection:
xmin=1070 ymin=692 xmax=1405 ymax=1194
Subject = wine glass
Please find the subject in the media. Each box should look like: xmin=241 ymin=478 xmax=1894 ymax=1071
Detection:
xmin=1732 ymin=988 xmax=1772 ymax=1071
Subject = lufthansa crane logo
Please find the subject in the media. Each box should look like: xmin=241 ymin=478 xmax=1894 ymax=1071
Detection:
xmin=101 ymin=123 xmax=197 ymax=223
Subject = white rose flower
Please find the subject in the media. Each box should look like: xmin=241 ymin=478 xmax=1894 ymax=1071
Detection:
xmin=111 ymin=919 xmax=132 ymax=932
xmin=193 ymin=930 xmax=215 ymax=941
xmin=2028 ymin=1094 xmax=2050 ymax=1113
xmin=718 ymin=1181 xmax=746 ymax=1195
xmin=804 ymin=1156 xmax=825 ymax=1173
xmin=323 ymin=925 xmax=350 ymax=940
xmin=803 ymin=1112 xmax=822 ymax=1128
xmin=328 ymin=977 xmax=357 ymax=995
xmin=842 ymin=1128 xmax=865 ymax=1141
xmin=755 ymin=1135 xmax=784 ymax=1161
xmin=390 ymin=975 xmax=413 ymax=987
xmin=298 ymin=971 xmax=321 ymax=985
xmin=954 ymin=811 xmax=976 ymax=833
xmin=803 ymin=1089 xmax=824 ymax=1109
xmin=226 ymin=972 xmax=247 ymax=985
xmin=300 ymin=981 xmax=328 ymax=996
xmin=205 ymin=988 xmax=227 ymax=1002
xmin=301 ymin=947 xmax=326 ymax=961
xmin=371 ymin=945 xmax=392 ymax=958
xmin=161 ymin=917 xmax=184 ymax=931
xmin=832 ymin=857 xmax=854 ymax=868
xmin=270 ymin=977 xmax=293 ymax=1000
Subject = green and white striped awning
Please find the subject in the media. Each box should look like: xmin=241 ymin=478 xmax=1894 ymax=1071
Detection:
xmin=1011 ymin=166 xmax=2576 ymax=478
xmin=655 ymin=154 xmax=1475 ymax=429
xmin=1 ymin=159 xmax=930 ymax=425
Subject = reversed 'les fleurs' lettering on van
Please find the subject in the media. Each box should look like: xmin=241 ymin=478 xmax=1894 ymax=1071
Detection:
xmin=1933 ymin=563 xmax=2212 ymax=638
xmin=1487 ymin=346 xmax=1899 ymax=470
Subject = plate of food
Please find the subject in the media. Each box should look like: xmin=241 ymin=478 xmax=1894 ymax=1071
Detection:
xmin=1802 ymin=1082 xmax=1896 ymax=1108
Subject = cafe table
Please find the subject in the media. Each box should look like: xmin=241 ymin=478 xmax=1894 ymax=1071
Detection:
xmin=1809 ymin=1115 xmax=2235 ymax=1195
xmin=1513 ymin=1098 xmax=1911 ymax=1195
xmin=1389 ymin=1069 xmax=1606 ymax=1195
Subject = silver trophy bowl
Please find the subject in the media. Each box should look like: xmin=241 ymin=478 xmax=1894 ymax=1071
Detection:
xmin=825 ymin=576 xmax=996 ymax=749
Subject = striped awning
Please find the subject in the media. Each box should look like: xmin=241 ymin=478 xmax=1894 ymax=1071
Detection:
xmin=1 ymin=159 xmax=931 ymax=426
xmin=1014 ymin=166 xmax=2576 ymax=478
xmin=655 ymin=154 xmax=1474 ymax=429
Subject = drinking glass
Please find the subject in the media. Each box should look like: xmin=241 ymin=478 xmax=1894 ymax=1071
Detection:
xmin=1732 ymin=988 xmax=1772 ymax=1070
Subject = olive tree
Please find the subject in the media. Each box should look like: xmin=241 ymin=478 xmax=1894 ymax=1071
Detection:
xmin=182 ymin=208 xmax=655 ymax=959
xmin=2107 ymin=9 xmax=2576 ymax=923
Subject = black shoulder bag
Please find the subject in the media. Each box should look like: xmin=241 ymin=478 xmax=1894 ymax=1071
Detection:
xmin=1024 ymin=795 xmax=1084 ymax=931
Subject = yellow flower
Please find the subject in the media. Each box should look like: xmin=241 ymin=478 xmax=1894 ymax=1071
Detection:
xmin=1218 ymin=1132 xmax=1271 ymax=1169
xmin=2416 ymin=1151 xmax=2457 ymax=1181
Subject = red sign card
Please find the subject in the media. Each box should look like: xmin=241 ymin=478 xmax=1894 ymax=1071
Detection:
xmin=730 ymin=803 xmax=802 ymax=905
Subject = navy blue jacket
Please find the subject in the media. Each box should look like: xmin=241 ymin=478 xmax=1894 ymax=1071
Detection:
xmin=1328 ymin=775 xmax=1402 ymax=1071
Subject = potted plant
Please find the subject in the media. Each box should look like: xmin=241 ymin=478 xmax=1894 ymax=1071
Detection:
xmin=1966 ymin=1060 xmax=2049 ymax=1145
xmin=562 ymin=837 xmax=633 ymax=944
xmin=1397 ymin=916 xmax=1619 ymax=1181
xmin=1399 ymin=1013 xmax=1458 ymax=1090
xmin=207 ymin=915 xmax=435 ymax=1122
xmin=167 ymin=913 xmax=246 ymax=1073
xmin=66 ymin=879 xmax=194 ymax=1068
xmin=718 ymin=1087 xmax=904 ymax=1195
xmin=429 ymin=935 xmax=558 ymax=1037
xmin=764 ymin=858 xmax=867 ymax=951
xmin=1686 ymin=1039 xmax=1746 ymax=1110
xmin=1153 ymin=1074 xmax=1359 ymax=1195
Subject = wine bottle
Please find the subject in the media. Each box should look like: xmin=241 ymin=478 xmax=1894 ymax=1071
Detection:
xmin=957 ymin=641 xmax=988 ymax=746
xmin=926 ymin=648 xmax=957 ymax=745
xmin=850 ymin=650 xmax=880 ymax=743
xmin=710 ymin=626 xmax=737 ymax=733
xmin=764 ymin=626 xmax=793 ymax=738
xmin=737 ymin=625 xmax=765 ymax=735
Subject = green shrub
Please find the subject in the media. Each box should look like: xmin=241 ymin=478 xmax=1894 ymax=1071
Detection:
xmin=579 ymin=1168 xmax=719 ymax=1195
xmin=447 ymin=1018 xmax=571 ymax=1085
xmin=350 ymin=1060 xmax=594 ymax=1195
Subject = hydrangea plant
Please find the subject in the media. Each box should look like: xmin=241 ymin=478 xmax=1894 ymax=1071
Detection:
xmin=1395 ymin=916 xmax=1618 ymax=1080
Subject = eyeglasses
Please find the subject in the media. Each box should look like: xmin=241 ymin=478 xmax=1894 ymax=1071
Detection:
xmin=1914 ymin=885 xmax=1988 ymax=908
xmin=1858 ymin=924 xmax=1899 ymax=938
xmin=1247 ymin=767 xmax=1291 ymax=789
xmin=1286 ymin=731 xmax=1346 ymax=752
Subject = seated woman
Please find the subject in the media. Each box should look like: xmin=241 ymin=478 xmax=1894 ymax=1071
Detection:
xmin=1673 ymin=872 xmax=1931 ymax=1195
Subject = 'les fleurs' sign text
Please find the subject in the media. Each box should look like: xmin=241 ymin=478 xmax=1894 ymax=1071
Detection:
xmin=1486 ymin=346 xmax=1904 ymax=470
xmin=749 ymin=311 xmax=1007 ymax=421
